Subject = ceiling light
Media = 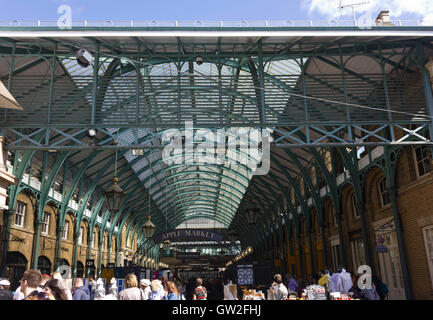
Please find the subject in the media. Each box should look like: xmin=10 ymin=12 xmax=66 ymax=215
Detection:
xmin=87 ymin=128 xmax=97 ymax=137
xmin=76 ymin=49 xmax=93 ymax=68
xmin=132 ymin=149 xmax=144 ymax=156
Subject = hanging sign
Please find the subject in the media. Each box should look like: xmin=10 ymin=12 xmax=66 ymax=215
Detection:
xmin=86 ymin=259 xmax=94 ymax=267
xmin=152 ymin=229 xmax=223 ymax=244
xmin=376 ymin=244 xmax=388 ymax=253
xmin=176 ymin=252 xmax=201 ymax=259
xmin=376 ymin=236 xmax=388 ymax=253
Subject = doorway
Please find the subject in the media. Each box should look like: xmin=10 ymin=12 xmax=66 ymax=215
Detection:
xmin=374 ymin=218 xmax=406 ymax=300
xmin=5 ymin=251 xmax=27 ymax=291
xmin=37 ymin=256 xmax=52 ymax=275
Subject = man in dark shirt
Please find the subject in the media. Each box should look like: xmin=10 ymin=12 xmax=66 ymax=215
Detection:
xmin=0 ymin=279 xmax=13 ymax=300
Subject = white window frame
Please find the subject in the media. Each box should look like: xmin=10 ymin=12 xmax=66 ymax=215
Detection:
xmin=413 ymin=146 xmax=432 ymax=178
xmin=378 ymin=177 xmax=390 ymax=208
xmin=41 ymin=212 xmax=50 ymax=235
xmin=78 ymin=227 xmax=84 ymax=245
xmin=62 ymin=221 xmax=69 ymax=240
xmin=422 ymin=225 xmax=433 ymax=288
xmin=14 ymin=201 xmax=26 ymax=227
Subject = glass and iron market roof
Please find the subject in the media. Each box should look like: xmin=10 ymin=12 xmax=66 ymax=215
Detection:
xmin=1 ymin=22 xmax=433 ymax=238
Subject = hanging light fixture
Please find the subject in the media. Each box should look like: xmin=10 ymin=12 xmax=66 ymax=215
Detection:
xmin=244 ymin=196 xmax=260 ymax=225
xmin=143 ymin=216 xmax=155 ymax=238
xmin=162 ymin=239 xmax=171 ymax=251
xmin=104 ymin=146 xmax=126 ymax=212
xmin=142 ymin=153 xmax=155 ymax=238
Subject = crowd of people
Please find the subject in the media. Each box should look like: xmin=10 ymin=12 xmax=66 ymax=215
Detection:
xmin=268 ymin=268 xmax=389 ymax=300
xmin=0 ymin=269 xmax=222 ymax=301
xmin=0 ymin=267 xmax=388 ymax=301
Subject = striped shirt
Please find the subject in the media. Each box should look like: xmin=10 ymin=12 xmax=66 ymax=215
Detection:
xmin=194 ymin=286 xmax=207 ymax=300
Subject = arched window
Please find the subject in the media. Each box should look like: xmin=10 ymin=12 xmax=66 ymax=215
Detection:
xmin=59 ymin=258 xmax=70 ymax=267
xmin=78 ymin=226 xmax=84 ymax=245
xmin=76 ymin=261 xmax=85 ymax=278
xmin=37 ymin=256 xmax=51 ymax=275
xmin=352 ymin=194 xmax=360 ymax=219
xmin=378 ymin=177 xmax=390 ymax=207
xmin=5 ymin=252 xmax=27 ymax=291
xmin=62 ymin=221 xmax=69 ymax=240
xmin=41 ymin=212 xmax=50 ymax=234
xmin=14 ymin=201 xmax=26 ymax=227
xmin=413 ymin=145 xmax=432 ymax=177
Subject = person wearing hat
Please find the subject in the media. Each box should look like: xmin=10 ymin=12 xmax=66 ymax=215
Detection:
xmin=0 ymin=279 xmax=13 ymax=300
xmin=139 ymin=279 xmax=151 ymax=300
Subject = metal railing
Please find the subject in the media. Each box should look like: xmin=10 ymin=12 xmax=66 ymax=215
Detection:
xmin=0 ymin=19 xmax=432 ymax=28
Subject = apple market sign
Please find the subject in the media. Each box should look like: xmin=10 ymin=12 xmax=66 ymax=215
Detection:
xmin=152 ymin=229 xmax=223 ymax=244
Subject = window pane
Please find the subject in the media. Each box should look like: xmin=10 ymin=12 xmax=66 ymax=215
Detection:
xmin=14 ymin=202 xmax=26 ymax=227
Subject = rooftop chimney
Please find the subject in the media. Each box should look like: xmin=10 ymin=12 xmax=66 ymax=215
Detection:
xmin=375 ymin=10 xmax=394 ymax=26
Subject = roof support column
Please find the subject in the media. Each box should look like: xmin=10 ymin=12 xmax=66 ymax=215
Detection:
xmin=306 ymin=223 xmax=315 ymax=274
xmin=97 ymin=230 xmax=104 ymax=277
xmin=319 ymin=218 xmax=328 ymax=271
xmin=384 ymin=147 xmax=413 ymax=300
xmin=32 ymin=151 xmax=69 ymax=270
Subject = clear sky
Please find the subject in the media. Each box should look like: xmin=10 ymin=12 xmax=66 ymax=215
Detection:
xmin=0 ymin=0 xmax=431 ymax=22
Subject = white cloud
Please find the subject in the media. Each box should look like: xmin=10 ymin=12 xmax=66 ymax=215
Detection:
xmin=301 ymin=0 xmax=433 ymax=23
